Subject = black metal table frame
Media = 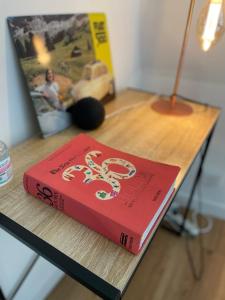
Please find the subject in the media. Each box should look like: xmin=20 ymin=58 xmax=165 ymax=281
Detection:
xmin=0 ymin=120 xmax=219 ymax=300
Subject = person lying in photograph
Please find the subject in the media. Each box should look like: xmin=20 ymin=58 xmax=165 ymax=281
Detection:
xmin=35 ymin=69 xmax=64 ymax=111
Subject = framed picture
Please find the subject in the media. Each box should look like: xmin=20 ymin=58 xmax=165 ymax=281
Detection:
xmin=8 ymin=14 xmax=115 ymax=137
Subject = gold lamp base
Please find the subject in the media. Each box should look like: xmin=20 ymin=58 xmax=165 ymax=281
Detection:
xmin=151 ymin=96 xmax=193 ymax=116
xmin=151 ymin=0 xmax=195 ymax=117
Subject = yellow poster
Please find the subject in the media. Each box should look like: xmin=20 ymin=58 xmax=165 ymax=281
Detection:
xmin=89 ymin=13 xmax=114 ymax=75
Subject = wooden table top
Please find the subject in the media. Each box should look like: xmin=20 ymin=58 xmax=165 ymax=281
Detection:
xmin=0 ymin=89 xmax=220 ymax=296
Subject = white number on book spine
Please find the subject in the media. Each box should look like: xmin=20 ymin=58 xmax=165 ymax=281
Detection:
xmin=62 ymin=151 xmax=136 ymax=200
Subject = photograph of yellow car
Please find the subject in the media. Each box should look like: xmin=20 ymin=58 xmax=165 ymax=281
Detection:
xmin=69 ymin=61 xmax=114 ymax=107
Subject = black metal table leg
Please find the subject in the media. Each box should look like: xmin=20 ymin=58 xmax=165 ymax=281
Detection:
xmin=0 ymin=288 xmax=6 ymax=300
xmin=179 ymin=124 xmax=217 ymax=234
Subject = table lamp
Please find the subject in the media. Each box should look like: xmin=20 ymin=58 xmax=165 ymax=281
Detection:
xmin=152 ymin=0 xmax=225 ymax=116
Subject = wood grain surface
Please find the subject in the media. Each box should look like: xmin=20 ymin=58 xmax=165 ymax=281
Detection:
xmin=0 ymin=89 xmax=220 ymax=292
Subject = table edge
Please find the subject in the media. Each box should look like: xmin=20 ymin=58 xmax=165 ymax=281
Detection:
xmin=0 ymin=213 xmax=121 ymax=300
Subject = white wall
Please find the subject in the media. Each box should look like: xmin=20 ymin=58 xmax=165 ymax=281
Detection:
xmin=0 ymin=1 xmax=10 ymax=146
xmin=0 ymin=228 xmax=64 ymax=300
xmin=1 ymin=0 xmax=141 ymax=146
xmin=13 ymin=257 xmax=64 ymax=300
xmin=138 ymin=0 xmax=225 ymax=218
xmin=0 ymin=229 xmax=36 ymax=299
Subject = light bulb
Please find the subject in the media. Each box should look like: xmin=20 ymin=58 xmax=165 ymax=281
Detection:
xmin=197 ymin=0 xmax=225 ymax=51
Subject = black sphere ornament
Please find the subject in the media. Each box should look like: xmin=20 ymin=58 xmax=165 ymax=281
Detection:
xmin=69 ymin=97 xmax=105 ymax=130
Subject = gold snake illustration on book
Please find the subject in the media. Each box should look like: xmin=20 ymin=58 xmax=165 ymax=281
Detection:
xmin=62 ymin=151 xmax=136 ymax=200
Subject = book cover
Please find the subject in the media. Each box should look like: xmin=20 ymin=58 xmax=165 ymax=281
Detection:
xmin=23 ymin=134 xmax=180 ymax=254
xmin=8 ymin=14 xmax=115 ymax=138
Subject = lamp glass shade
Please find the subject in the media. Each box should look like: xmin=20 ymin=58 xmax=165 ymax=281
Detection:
xmin=197 ymin=0 xmax=225 ymax=51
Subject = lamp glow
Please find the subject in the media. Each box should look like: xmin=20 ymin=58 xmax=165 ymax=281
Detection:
xmin=198 ymin=0 xmax=225 ymax=52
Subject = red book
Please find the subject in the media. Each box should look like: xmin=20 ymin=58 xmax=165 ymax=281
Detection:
xmin=23 ymin=134 xmax=180 ymax=254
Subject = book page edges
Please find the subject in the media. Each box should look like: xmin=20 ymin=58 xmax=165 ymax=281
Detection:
xmin=139 ymin=183 xmax=175 ymax=249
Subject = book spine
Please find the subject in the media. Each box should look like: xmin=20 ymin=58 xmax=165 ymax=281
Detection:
xmin=23 ymin=173 xmax=141 ymax=254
